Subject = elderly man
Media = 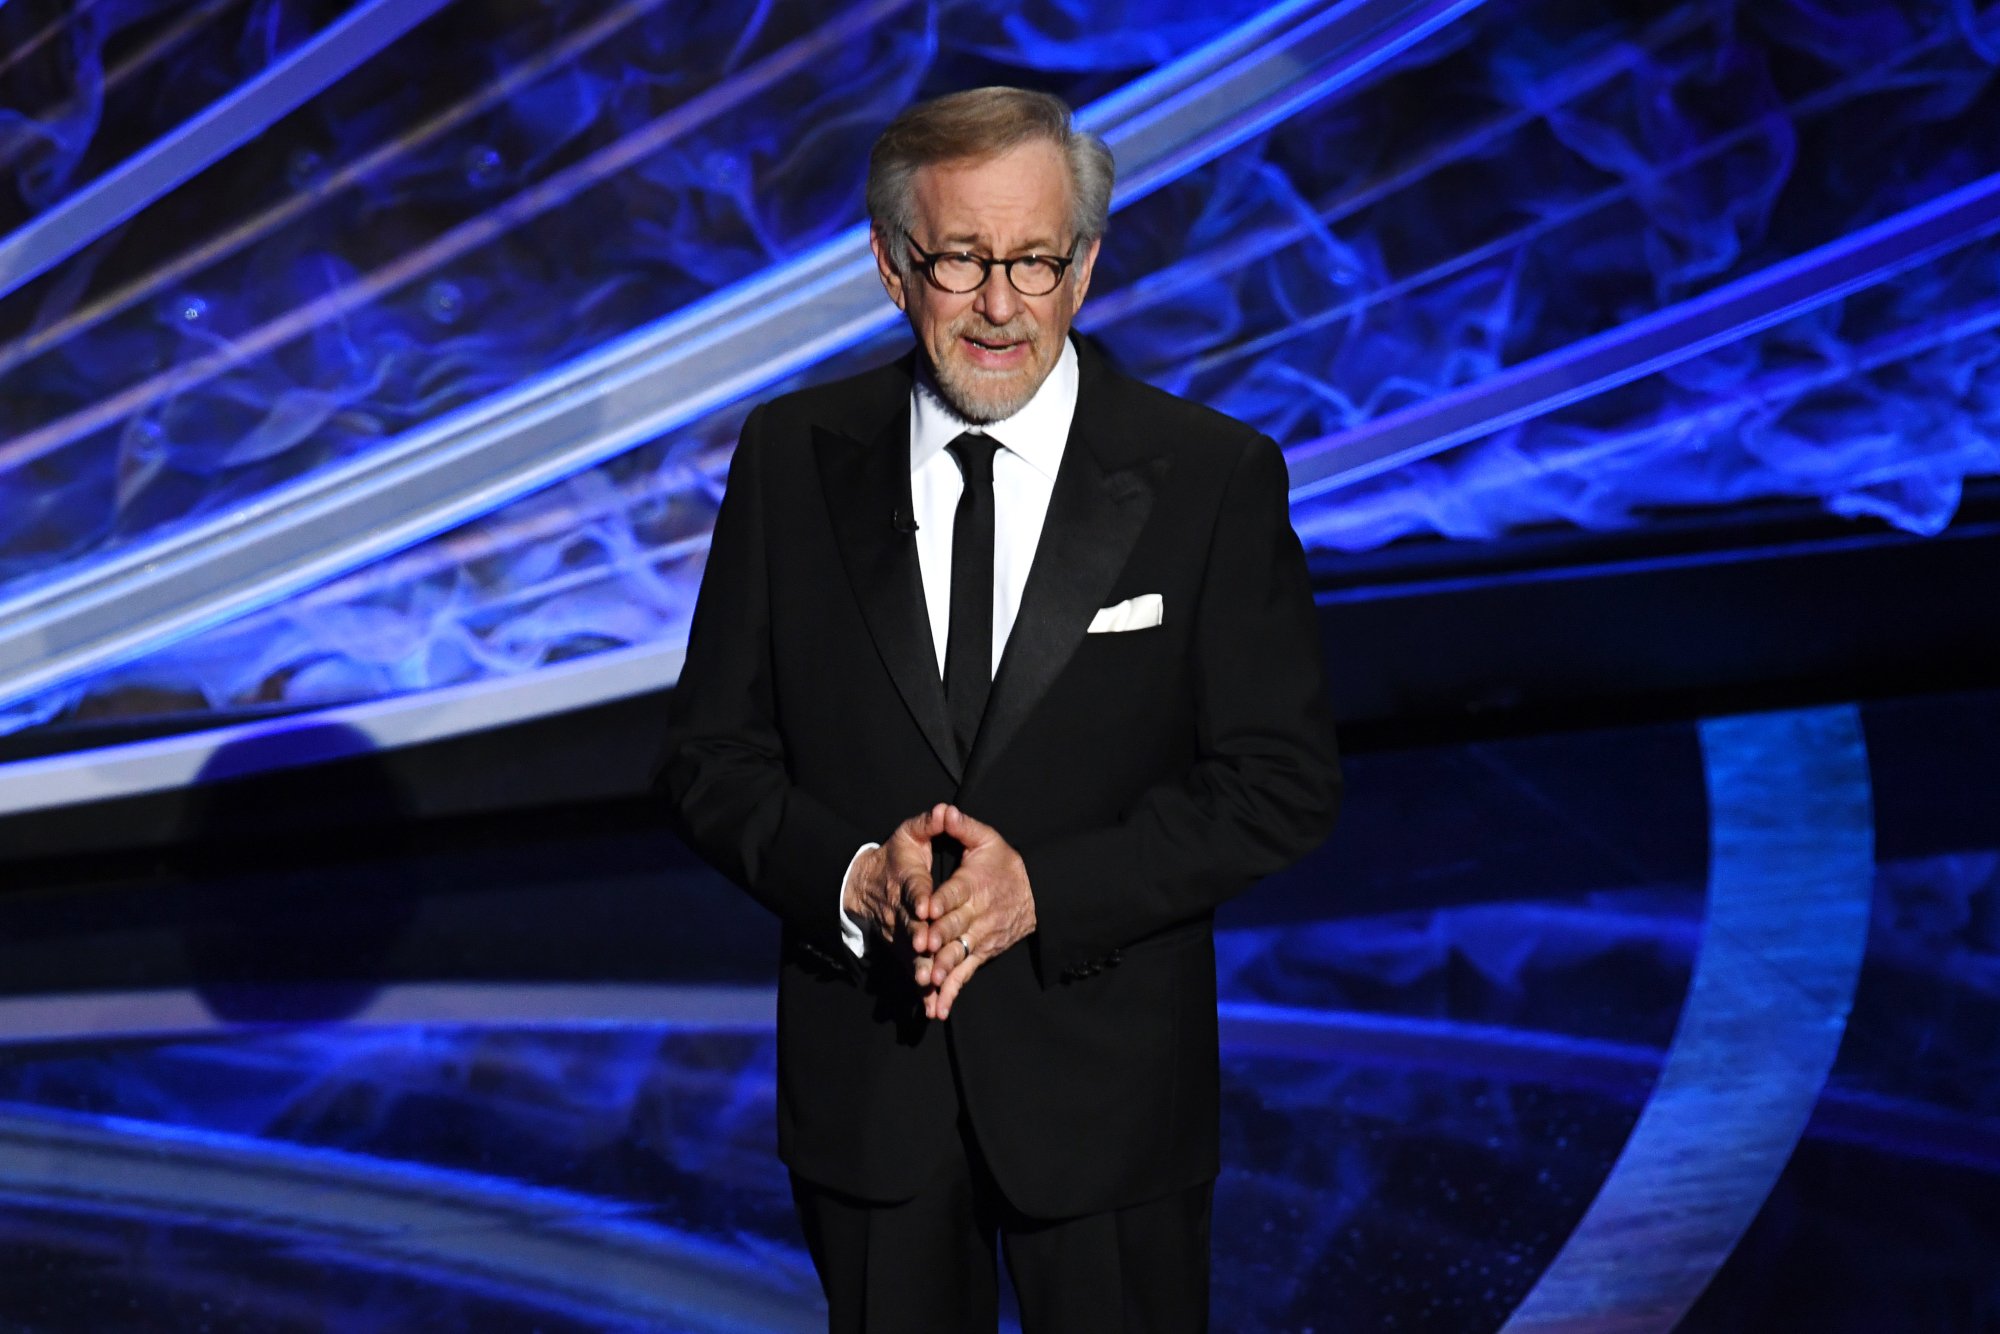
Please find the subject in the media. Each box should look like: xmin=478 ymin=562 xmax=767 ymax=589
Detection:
xmin=660 ymin=87 xmax=1340 ymax=1333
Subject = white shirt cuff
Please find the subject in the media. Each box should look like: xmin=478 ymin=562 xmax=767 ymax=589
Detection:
xmin=838 ymin=843 xmax=878 ymax=958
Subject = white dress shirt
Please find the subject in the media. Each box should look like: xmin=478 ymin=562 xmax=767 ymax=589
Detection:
xmin=838 ymin=339 xmax=1081 ymax=955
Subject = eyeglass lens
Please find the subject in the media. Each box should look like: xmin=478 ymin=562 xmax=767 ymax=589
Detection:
xmin=930 ymin=253 xmax=1065 ymax=295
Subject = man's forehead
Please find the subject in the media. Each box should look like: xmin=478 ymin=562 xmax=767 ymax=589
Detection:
xmin=909 ymin=141 xmax=1073 ymax=246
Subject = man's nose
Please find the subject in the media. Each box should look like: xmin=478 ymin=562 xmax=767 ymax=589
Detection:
xmin=975 ymin=269 xmax=1021 ymax=325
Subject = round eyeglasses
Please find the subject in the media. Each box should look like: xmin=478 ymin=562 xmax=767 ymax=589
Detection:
xmin=904 ymin=232 xmax=1076 ymax=296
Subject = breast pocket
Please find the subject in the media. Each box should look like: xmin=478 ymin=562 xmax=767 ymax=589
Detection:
xmin=1076 ymin=619 xmax=1171 ymax=676
xmin=1066 ymin=617 xmax=1185 ymax=732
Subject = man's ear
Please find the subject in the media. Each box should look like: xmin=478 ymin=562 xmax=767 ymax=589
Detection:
xmin=869 ymin=229 xmax=908 ymax=312
xmin=1068 ymin=235 xmax=1103 ymax=311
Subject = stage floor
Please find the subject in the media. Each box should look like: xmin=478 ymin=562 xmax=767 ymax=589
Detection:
xmin=0 ymin=690 xmax=1992 ymax=1332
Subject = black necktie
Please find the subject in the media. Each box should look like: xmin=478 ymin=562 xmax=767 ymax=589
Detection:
xmin=944 ymin=433 xmax=999 ymax=765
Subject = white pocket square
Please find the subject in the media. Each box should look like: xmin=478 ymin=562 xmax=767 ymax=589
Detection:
xmin=1087 ymin=593 xmax=1164 ymax=634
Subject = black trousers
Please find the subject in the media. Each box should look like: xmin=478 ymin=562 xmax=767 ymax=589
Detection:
xmin=789 ymin=1125 xmax=1212 ymax=1334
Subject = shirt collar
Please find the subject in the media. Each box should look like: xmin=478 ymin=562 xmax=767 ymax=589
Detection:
xmin=910 ymin=336 xmax=1078 ymax=482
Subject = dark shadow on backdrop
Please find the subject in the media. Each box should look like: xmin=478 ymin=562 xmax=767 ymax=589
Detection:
xmin=181 ymin=723 xmax=419 ymax=1023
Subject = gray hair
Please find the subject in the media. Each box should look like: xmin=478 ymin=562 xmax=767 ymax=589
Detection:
xmin=866 ymin=86 xmax=1114 ymax=272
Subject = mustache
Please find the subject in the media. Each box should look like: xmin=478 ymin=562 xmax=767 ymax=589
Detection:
xmin=949 ymin=314 xmax=1036 ymax=342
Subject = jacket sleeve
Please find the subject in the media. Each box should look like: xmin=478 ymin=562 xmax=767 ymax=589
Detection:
xmin=1023 ymin=433 xmax=1342 ymax=982
xmin=654 ymin=406 xmax=873 ymax=954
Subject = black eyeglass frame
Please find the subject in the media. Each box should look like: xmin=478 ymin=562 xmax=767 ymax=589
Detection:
xmin=902 ymin=231 xmax=1079 ymax=296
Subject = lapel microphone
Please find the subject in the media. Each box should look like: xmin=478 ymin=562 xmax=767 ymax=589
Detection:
xmin=891 ymin=507 xmax=919 ymax=535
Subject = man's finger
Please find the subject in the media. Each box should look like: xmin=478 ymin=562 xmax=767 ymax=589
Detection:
xmin=930 ymin=950 xmax=981 ymax=1020
xmin=941 ymin=805 xmax=999 ymax=848
xmin=922 ymin=877 xmax=974 ymax=944
xmin=925 ymin=900 xmax=979 ymax=957
xmin=899 ymin=806 xmax=943 ymax=844
xmin=924 ymin=894 xmax=987 ymax=957
xmin=916 ymin=929 xmax=975 ymax=990
xmin=920 ymin=866 xmax=966 ymax=921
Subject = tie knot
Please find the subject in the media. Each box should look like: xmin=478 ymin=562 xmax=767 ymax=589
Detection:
xmin=947 ymin=432 xmax=1000 ymax=484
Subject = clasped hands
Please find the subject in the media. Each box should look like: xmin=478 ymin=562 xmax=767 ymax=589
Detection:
xmin=843 ymin=803 xmax=1035 ymax=1020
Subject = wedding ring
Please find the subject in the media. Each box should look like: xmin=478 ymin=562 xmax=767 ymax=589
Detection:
xmin=957 ymin=934 xmax=973 ymax=959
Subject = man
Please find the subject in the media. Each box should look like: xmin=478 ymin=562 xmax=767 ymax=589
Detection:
xmin=659 ymin=87 xmax=1340 ymax=1332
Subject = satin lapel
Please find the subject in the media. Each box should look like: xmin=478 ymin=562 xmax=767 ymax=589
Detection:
xmin=816 ymin=412 xmax=961 ymax=783
xmin=964 ymin=372 xmax=1165 ymax=786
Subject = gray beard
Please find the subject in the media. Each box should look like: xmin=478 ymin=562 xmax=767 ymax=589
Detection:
xmin=928 ymin=344 xmax=1047 ymax=424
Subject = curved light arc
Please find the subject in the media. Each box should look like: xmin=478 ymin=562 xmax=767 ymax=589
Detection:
xmin=1499 ymin=704 xmax=1875 ymax=1332
xmin=0 ymin=635 xmax=685 ymax=817
xmin=0 ymin=1101 xmax=824 ymax=1333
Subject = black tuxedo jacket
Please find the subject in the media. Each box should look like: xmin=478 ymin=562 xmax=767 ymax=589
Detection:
xmin=659 ymin=337 xmax=1341 ymax=1218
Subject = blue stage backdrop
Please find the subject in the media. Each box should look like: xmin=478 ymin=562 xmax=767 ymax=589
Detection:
xmin=0 ymin=11 xmax=1998 ymax=1330
xmin=0 ymin=0 xmax=1996 ymax=735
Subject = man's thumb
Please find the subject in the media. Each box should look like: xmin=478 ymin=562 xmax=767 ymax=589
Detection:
xmin=945 ymin=804 xmax=993 ymax=843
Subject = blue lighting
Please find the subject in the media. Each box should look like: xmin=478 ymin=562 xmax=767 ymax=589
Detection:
xmin=1 ymin=0 xmax=1997 ymax=741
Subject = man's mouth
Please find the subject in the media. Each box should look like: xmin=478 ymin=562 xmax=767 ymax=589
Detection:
xmin=960 ymin=332 xmax=1028 ymax=365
